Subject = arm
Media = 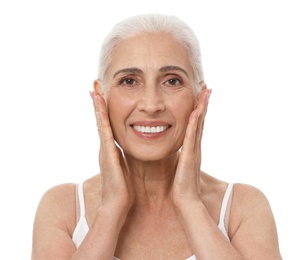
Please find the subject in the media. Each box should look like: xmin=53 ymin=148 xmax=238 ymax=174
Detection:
xmin=171 ymin=85 xmax=282 ymax=259
xmin=72 ymin=90 xmax=134 ymax=259
xmin=177 ymin=185 xmax=282 ymax=260
xmin=32 ymin=89 xmax=133 ymax=259
xmin=31 ymin=184 xmax=77 ymax=259
xmin=31 ymin=184 xmax=128 ymax=260
xmin=71 ymin=204 xmax=128 ymax=259
xmin=229 ymin=184 xmax=282 ymax=259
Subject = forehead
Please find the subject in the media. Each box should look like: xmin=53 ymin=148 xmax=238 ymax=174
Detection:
xmin=106 ymin=33 xmax=193 ymax=78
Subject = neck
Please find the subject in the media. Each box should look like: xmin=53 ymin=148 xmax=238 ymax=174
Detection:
xmin=125 ymin=152 xmax=179 ymax=208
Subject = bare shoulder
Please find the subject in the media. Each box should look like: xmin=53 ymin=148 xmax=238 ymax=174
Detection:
xmin=41 ymin=183 xmax=76 ymax=202
xmin=229 ymin=183 xmax=282 ymax=259
xmin=201 ymin=172 xmax=271 ymax=211
xmin=32 ymin=183 xmax=78 ymax=259
xmin=34 ymin=183 xmax=77 ymax=235
xmin=36 ymin=174 xmax=100 ymax=217
xmin=32 ymin=175 xmax=101 ymax=259
xmin=231 ymin=183 xmax=272 ymax=217
xmin=233 ymin=182 xmax=267 ymax=197
xmin=201 ymin=173 xmax=281 ymax=258
xmin=230 ymin=182 xmax=276 ymax=233
xmin=39 ymin=183 xmax=77 ymax=211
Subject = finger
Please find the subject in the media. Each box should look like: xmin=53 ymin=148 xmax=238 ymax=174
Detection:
xmin=181 ymin=89 xmax=211 ymax=156
xmin=175 ymin=108 xmax=199 ymax=192
xmin=90 ymin=91 xmax=116 ymax=150
xmin=90 ymin=91 xmax=110 ymax=137
xmin=195 ymin=88 xmax=212 ymax=150
xmin=194 ymin=89 xmax=211 ymax=163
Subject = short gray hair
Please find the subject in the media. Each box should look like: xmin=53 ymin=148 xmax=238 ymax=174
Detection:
xmin=98 ymin=14 xmax=204 ymax=93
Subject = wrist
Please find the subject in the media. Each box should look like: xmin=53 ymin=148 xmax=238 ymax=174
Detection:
xmin=96 ymin=203 xmax=129 ymax=230
xmin=175 ymin=198 xmax=206 ymax=220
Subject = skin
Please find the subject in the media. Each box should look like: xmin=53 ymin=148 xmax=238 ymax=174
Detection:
xmin=31 ymin=33 xmax=282 ymax=259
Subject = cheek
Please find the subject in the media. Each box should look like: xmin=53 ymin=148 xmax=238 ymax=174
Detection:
xmin=170 ymin=96 xmax=195 ymax=141
xmin=107 ymin=93 xmax=134 ymax=132
xmin=173 ymin=94 xmax=195 ymax=120
xmin=178 ymin=108 xmax=193 ymax=134
xmin=107 ymin=101 xmax=122 ymax=126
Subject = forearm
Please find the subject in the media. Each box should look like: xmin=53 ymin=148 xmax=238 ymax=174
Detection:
xmin=177 ymin=201 xmax=243 ymax=260
xmin=71 ymin=205 xmax=127 ymax=260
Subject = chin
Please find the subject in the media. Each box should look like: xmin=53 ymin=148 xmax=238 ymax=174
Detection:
xmin=123 ymin=146 xmax=180 ymax=163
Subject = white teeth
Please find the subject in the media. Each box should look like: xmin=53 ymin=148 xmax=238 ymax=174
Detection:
xmin=133 ymin=125 xmax=168 ymax=134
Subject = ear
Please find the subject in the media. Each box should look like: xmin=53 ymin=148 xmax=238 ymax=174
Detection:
xmin=93 ymin=79 xmax=104 ymax=95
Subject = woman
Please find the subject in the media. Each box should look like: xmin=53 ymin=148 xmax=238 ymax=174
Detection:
xmin=31 ymin=14 xmax=282 ymax=259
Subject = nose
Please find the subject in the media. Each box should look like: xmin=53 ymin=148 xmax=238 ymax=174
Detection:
xmin=137 ymin=84 xmax=165 ymax=114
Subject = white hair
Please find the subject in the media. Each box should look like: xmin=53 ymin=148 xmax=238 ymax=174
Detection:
xmin=98 ymin=14 xmax=204 ymax=93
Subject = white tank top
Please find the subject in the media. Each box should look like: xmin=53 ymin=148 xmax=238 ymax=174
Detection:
xmin=72 ymin=182 xmax=234 ymax=260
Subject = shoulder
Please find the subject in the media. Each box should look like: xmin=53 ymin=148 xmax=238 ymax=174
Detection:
xmin=232 ymin=183 xmax=271 ymax=214
xmin=201 ymin=172 xmax=269 ymax=207
xmin=199 ymin=173 xmax=281 ymax=257
xmin=36 ymin=175 xmax=100 ymax=217
xmin=229 ymin=183 xmax=277 ymax=237
xmin=201 ymin=173 xmax=275 ymax=227
xmin=230 ymin=182 xmax=275 ymax=225
xmin=228 ymin=183 xmax=281 ymax=258
xmin=32 ymin=177 xmax=100 ymax=258
xmin=39 ymin=183 xmax=77 ymax=211
xmin=32 ymin=182 xmax=78 ymax=258
xmin=34 ymin=183 xmax=77 ymax=233
xmin=41 ymin=182 xmax=76 ymax=199
xmin=38 ymin=174 xmax=100 ymax=210
xmin=33 ymin=176 xmax=99 ymax=237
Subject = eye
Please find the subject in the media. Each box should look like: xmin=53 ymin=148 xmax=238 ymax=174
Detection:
xmin=165 ymin=77 xmax=182 ymax=86
xmin=119 ymin=77 xmax=137 ymax=86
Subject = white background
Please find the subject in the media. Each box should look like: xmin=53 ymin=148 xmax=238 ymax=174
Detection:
xmin=0 ymin=0 xmax=299 ymax=259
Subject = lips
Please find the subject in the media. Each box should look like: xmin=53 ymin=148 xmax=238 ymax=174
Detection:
xmin=130 ymin=121 xmax=171 ymax=135
xmin=132 ymin=125 xmax=169 ymax=134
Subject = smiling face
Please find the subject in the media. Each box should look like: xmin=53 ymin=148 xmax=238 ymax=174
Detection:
xmin=102 ymin=33 xmax=197 ymax=162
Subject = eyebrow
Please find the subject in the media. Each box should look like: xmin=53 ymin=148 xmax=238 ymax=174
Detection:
xmin=112 ymin=65 xmax=189 ymax=78
xmin=113 ymin=67 xmax=143 ymax=78
xmin=159 ymin=66 xmax=189 ymax=77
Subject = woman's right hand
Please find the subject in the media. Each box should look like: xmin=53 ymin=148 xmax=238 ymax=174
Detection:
xmin=90 ymin=91 xmax=134 ymax=216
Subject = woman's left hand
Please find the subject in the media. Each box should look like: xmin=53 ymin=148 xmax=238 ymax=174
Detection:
xmin=171 ymin=85 xmax=211 ymax=209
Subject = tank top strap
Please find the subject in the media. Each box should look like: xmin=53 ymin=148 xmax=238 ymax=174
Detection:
xmin=76 ymin=182 xmax=86 ymax=220
xmin=218 ymin=182 xmax=234 ymax=239
xmin=73 ymin=182 xmax=89 ymax=248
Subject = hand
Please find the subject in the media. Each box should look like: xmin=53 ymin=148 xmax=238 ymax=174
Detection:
xmin=90 ymin=91 xmax=134 ymax=214
xmin=171 ymin=86 xmax=211 ymax=209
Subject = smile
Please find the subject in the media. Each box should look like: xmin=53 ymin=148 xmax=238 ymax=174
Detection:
xmin=132 ymin=125 xmax=169 ymax=134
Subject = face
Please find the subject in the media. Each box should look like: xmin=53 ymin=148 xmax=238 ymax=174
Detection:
xmin=102 ymin=33 xmax=197 ymax=162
